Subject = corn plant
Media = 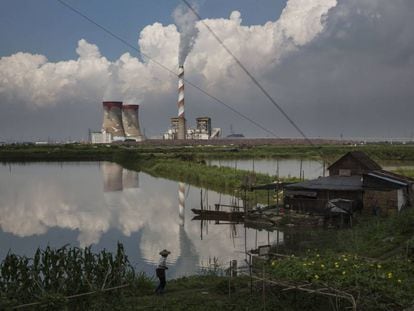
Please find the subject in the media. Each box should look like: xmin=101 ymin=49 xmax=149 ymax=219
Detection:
xmin=0 ymin=242 xmax=134 ymax=309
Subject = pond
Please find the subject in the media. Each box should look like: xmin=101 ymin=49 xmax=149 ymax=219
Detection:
xmin=207 ymin=159 xmax=414 ymax=179
xmin=0 ymin=162 xmax=283 ymax=279
xmin=207 ymin=159 xmax=327 ymax=179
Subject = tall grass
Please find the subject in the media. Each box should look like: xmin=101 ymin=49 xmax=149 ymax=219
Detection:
xmin=0 ymin=243 xmax=152 ymax=309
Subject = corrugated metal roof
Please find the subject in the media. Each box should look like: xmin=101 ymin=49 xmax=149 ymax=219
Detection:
xmin=366 ymin=170 xmax=414 ymax=187
xmin=286 ymin=176 xmax=363 ymax=191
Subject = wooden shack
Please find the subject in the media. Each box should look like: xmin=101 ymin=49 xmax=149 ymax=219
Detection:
xmin=362 ymin=170 xmax=414 ymax=216
xmin=284 ymin=151 xmax=414 ymax=216
xmin=328 ymin=151 xmax=381 ymax=176
xmin=284 ymin=176 xmax=363 ymax=215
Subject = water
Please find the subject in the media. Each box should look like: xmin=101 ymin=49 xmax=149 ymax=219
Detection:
xmin=207 ymin=159 xmax=414 ymax=179
xmin=0 ymin=162 xmax=283 ymax=278
xmin=208 ymin=159 xmax=327 ymax=179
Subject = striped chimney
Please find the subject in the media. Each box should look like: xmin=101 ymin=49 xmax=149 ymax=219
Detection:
xmin=178 ymin=182 xmax=185 ymax=226
xmin=177 ymin=66 xmax=186 ymax=139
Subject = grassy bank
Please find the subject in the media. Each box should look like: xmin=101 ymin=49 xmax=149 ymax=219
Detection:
xmin=2 ymin=209 xmax=413 ymax=310
xmin=123 ymin=157 xmax=299 ymax=198
xmin=264 ymin=208 xmax=414 ymax=310
xmin=2 ymin=143 xmax=414 ymax=162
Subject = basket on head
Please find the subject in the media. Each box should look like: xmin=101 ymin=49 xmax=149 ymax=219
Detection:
xmin=159 ymin=249 xmax=171 ymax=256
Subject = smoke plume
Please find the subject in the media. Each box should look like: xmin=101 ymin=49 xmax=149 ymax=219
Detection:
xmin=2 ymin=0 xmax=414 ymax=140
xmin=172 ymin=2 xmax=200 ymax=66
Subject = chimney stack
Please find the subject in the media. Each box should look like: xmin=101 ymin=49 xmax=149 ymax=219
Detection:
xmin=177 ymin=66 xmax=186 ymax=139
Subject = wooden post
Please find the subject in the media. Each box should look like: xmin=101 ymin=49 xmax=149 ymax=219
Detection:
xmin=232 ymin=260 xmax=238 ymax=277
xmin=323 ymin=161 xmax=326 ymax=177
xmin=229 ymin=260 xmax=232 ymax=298
xmin=262 ymin=264 xmax=266 ymax=310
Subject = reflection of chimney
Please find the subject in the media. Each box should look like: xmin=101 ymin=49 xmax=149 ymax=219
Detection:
xmin=102 ymin=162 xmax=123 ymax=192
xmin=122 ymin=105 xmax=144 ymax=141
xmin=177 ymin=66 xmax=186 ymax=140
xmin=122 ymin=169 xmax=139 ymax=189
xmin=173 ymin=226 xmax=199 ymax=277
xmin=102 ymin=101 xmax=125 ymax=140
xmin=178 ymin=182 xmax=185 ymax=226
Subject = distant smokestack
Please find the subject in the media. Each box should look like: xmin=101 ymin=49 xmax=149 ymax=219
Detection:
xmin=122 ymin=104 xmax=144 ymax=141
xmin=102 ymin=101 xmax=125 ymax=141
xmin=177 ymin=66 xmax=186 ymax=139
xmin=178 ymin=182 xmax=185 ymax=226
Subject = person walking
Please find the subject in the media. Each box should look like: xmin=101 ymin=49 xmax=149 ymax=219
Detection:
xmin=155 ymin=249 xmax=170 ymax=295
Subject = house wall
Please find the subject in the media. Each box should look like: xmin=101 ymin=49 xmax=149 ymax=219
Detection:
xmin=285 ymin=190 xmax=363 ymax=215
xmin=363 ymin=189 xmax=398 ymax=216
xmin=329 ymin=158 xmax=370 ymax=176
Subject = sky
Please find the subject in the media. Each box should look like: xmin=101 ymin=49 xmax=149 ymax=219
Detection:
xmin=0 ymin=0 xmax=413 ymax=141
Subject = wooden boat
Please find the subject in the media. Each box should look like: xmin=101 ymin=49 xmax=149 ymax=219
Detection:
xmin=191 ymin=208 xmax=245 ymax=221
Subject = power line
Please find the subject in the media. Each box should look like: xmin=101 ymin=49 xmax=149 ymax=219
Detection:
xmin=56 ymin=0 xmax=279 ymax=138
xmin=181 ymin=0 xmax=316 ymax=147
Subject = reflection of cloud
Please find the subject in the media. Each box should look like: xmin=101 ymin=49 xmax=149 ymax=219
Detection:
xmin=139 ymin=194 xmax=181 ymax=264
xmin=0 ymin=163 xmax=144 ymax=247
xmin=0 ymin=163 xmax=283 ymax=276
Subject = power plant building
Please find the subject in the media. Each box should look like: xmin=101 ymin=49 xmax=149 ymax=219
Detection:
xmin=91 ymin=101 xmax=144 ymax=143
xmin=163 ymin=116 xmax=221 ymax=140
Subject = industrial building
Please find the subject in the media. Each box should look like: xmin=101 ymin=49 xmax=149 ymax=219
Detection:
xmin=162 ymin=66 xmax=221 ymax=140
xmin=163 ymin=116 xmax=221 ymax=140
xmin=91 ymin=101 xmax=144 ymax=143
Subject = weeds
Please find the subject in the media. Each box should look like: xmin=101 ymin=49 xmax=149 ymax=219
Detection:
xmin=0 ymin=243 xmax=150 ymax=309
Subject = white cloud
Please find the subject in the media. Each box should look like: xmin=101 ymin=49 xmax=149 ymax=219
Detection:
xmin=0 ymin=0 xmax=335 ymax=109
xmin=1 ymin=0 xmax=412 ymax=139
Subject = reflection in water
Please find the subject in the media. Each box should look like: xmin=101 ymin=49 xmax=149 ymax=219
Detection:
xmin=102 ymin=162 xmax=123 ymax=192
xmin=0 ymin=162 xmax=282 ymax=278
xmin=123 ymin=168 xmax=139 ymax=189
xmin=178 ymin=182 xmax=185 ymax=226
xmin=102 ymin=163 xmax=140 ymax=192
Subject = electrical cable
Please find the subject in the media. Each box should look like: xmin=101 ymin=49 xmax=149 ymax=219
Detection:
xmin=56 ymin=0 xmax=279 ymax=138
xmin=181 ymin=0 xmax=321 ymax=150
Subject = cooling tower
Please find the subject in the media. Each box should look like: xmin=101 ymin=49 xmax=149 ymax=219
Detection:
xmin=122 ymin=105 xmax=144 ymax=141
xmin=102 ymin=101 xmax=125 ymax=141
xmin=177 ymin=66 xmax=186 ymax=140
xmin=102 ymin=162 xmax=123 ymax=192
xmin=122 ymin=168 xmax=139 ymax=189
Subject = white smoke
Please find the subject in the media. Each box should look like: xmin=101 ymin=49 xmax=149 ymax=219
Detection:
xmin=172 ymin=2 xmax=200 ymax=66
xmin=12 ymin=0 xmax=410 ymax=139
xmin=0 ymin=0 xmax=337 ymax=110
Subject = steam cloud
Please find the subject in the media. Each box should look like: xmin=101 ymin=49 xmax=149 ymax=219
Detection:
xmin=172 ymin=2 xmax=200 ymax=66
xmin=1 ymin=0 xmax=413 ymax=140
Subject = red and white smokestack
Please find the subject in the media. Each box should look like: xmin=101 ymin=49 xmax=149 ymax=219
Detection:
xmin=178 ymin=182 xmax=185 ymax=226
xmin=177 ymin=65 xmax=186 ymax=139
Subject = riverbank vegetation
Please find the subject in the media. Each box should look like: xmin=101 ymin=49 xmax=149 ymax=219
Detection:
xmin=1 ymin=143 xmax=414 ymax=309
xmin=2 ymin=142 xmax=414 ymax=162
xmin=1 ymin=209 xmax=413 ymax=310
xmin=267 ymin=208 xmax=414 ymax=310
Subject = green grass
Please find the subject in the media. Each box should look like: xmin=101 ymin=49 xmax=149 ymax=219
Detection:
xmin=2 ymin=143 xmax=414 ymax=162
xmin=264 ymin=208 xmax=414 ymax=310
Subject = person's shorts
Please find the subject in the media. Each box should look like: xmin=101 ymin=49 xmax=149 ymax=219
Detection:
xmin=156 ymin=268 xmax=166 ymax=278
